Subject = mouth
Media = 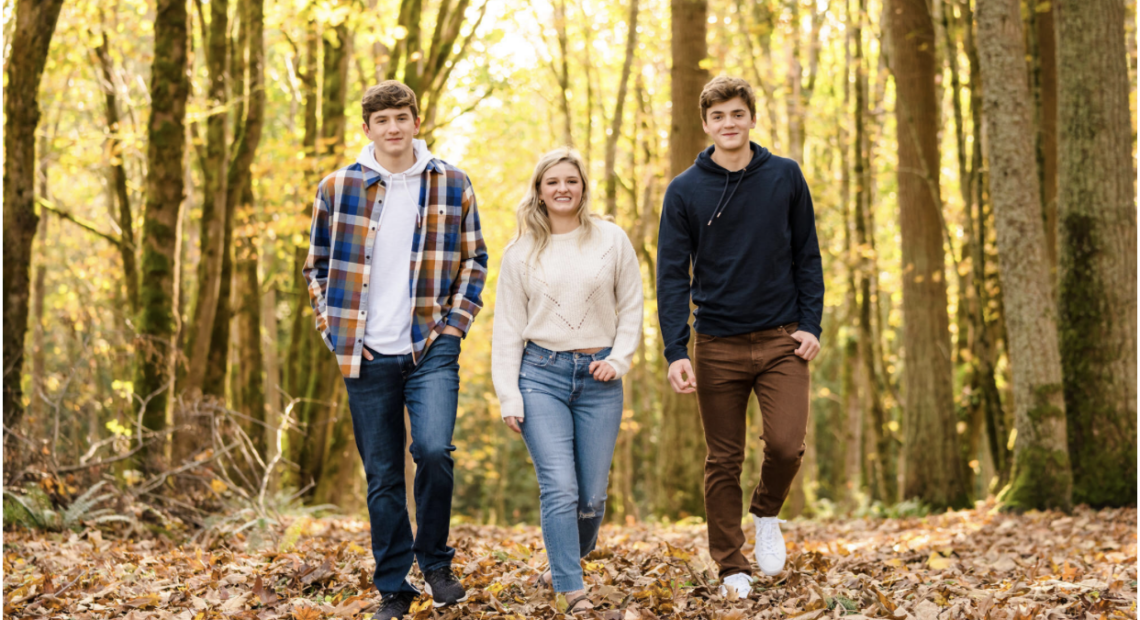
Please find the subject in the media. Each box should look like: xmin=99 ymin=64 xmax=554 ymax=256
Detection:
xmin=552 ymin=197 xmax=573 ymax=203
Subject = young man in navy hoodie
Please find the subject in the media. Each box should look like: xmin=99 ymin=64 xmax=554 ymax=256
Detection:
xmin=656 ymin=76 xmax=824 ymax=598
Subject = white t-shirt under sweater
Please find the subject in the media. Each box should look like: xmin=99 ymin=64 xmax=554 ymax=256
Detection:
xmin=491 ymin=219 xmax=644 ymax=419
xmin=358 ymin=140 xmax=433 ymax=355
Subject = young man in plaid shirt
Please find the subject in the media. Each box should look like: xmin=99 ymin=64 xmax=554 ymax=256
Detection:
xmin=304 ymin=80 xmax=488 ymax=620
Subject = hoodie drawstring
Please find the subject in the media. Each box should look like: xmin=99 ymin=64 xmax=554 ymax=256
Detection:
xmin=707 ymin=169 xmax=747 ymax=225
xmin=391 ymin=172 xmax=421 ymax=226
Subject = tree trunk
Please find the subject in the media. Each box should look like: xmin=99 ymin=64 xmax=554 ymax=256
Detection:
xmin=321 ymin=22 xmax=350 ymax=160
xmin=1033 ymin=0 xmax=1059 ymax=277
xmin=1055 ymin=0 xmax=1137 ymax=508
xmin=133 ymin=0 xmax=190 ymax=469
xmin=286 ymin=18 xmax=320 ymax=404
xmin=961 ymin=0 xmax=1011 ymax=485
xmin=227 ymin=0 xmax=266 ymax=449
xmin=661 ymin=0 xmax=710 ymax=518
xmin=604 ymin=0 xmax=640 ymax=217
xmin=92 ymin=32 xmax=139 ymax=313
xmin=976 ymin=0 xmax=1072 ymax=511
xmin=556 ymin=0 xmax=573 ymax=147
xmin=3 ymin=0 xmax=66 ymax=458
xmin=184 ymin=0 xmax=229 ymax=395
xmin=313 ymin=396 xmax=362 ymax=512
xmin=234 ymin=184 xmax=266 ymax=458
xmin=262 ymin=277 xmax=282 ymax=439
xmin=294 ymin=15 xmax=351 ymax=499
xmin=888 ymin=0 xmax=971 ymax=509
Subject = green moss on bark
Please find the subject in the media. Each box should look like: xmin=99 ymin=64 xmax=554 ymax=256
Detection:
xmin=998 ymin=446 xmax=1072 ymax=512
xmin=1058 ymin=212 xmax=1137 ymax=507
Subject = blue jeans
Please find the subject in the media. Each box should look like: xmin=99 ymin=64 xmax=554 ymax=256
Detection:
xmin=342 ymin=334 xmax=462 ymax=596
xmin=518 ymin=342 xmax=624 ymax=592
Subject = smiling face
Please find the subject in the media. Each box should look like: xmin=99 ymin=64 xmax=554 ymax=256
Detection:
xmin=702 ymin=96 xmax=756 ymax=152
xmin=362 ymin=106 xmax=420 ymax=160
xmin=538 ymin=161 xmax=584 ymax=218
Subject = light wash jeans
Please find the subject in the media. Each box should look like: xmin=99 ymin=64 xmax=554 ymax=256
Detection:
xmin=518 ymin=342 xmax=624 ymax=592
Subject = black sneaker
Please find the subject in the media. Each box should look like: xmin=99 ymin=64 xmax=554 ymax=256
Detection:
xmin=373 ymin=592 xmax=417 ymax=620
xmin=423 ymin=566 xmax=468 ymax=607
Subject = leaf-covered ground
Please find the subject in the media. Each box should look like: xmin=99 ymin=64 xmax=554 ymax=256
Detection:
xmin=4 ymin=503 xmax=1136 ymax=619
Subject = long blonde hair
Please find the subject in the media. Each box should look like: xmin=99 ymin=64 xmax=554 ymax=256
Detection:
xmin=514 ymin=147 xmax=595 ymax=263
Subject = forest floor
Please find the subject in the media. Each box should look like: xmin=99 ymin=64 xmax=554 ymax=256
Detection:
xmin=3 ymin=502 xmax=1136 ymax=620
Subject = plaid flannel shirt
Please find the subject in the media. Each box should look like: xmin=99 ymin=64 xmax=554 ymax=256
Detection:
xmin=303 ymin=158 xmax=488 ymax=378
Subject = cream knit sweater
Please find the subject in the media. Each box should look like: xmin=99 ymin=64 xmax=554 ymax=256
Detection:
xmin=492 ymin=219 xmax=644 ymax=419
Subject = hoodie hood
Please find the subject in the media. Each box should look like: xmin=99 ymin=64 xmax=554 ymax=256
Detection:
xmin=356 ymin=139 xmax=434 ymax=179
xmin=693 ymin=142 xmax=772 ymax=225
xmin=357 ymin=139 xmax=434 ymax=209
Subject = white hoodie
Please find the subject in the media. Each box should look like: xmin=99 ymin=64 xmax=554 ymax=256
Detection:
xmin=356 ymin=139 xmax=434 ymax=355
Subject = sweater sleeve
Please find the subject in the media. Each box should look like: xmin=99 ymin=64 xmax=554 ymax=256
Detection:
xmin=789 ymin=164 xmax=824 ymax=340
xmin=491 ymin=248 xmax=529 ymax=419
xmin=656 ymin=182 xmax=694 ymax=364
xmin=603 ymin=230 xmax=645 ymax=378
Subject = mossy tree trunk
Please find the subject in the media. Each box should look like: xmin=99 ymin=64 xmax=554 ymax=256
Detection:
xmin=976 ymin=0 xmax=1072 ymax=511
xmin=1055 ymin=0 xmax=1137 ymax=508
xmin=133 ymin=0 xmax=190 ymax=469
xmin=294 ymin=15 xmax=351 ymax=500
xmin=888 ymin=0 xmax=971 ymax=510
xmin=3 ymin=0 xmax=66 ymax=461
xmin=227 ymin=0 xmax=267 ymax=459
xmin=183 ymin=0 xmax=229 ymax=397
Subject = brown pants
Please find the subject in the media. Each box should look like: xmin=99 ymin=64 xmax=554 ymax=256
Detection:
xmin=693 ymin=323 xmax=810 ymax=578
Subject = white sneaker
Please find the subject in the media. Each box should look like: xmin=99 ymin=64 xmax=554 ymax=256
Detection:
xmin=754 ymin=516 xmax=788 ymax=576
xmin=717 ymin=572 xmax=753 ymax=599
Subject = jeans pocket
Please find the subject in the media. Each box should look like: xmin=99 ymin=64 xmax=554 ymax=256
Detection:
xmin=521 ymin=350 xmax=551 ymax=368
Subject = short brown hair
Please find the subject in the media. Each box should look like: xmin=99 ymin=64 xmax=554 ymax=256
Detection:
xmin=699 ymin=76 xmax=756 ymax=122
xmin=362 ymin=81 xmax=419 ymax=125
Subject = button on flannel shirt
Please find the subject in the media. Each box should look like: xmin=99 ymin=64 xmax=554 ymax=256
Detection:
xmin=303 ymin=158 xmax=488 ymax=378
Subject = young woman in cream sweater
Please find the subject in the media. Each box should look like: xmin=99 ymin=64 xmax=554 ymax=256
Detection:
xmin=491 ymin=148 xmax=643 ymax=614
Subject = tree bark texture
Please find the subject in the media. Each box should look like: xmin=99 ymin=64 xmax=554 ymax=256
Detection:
xmin=1055 ymin=0 xmax=1137 ymax=507
xmin=662 ymin=0 xmax=709 ymax=518
xmin=670 ymin=0 xmax=709 ymax=180
xmin=976 ymin=0 xmax=1072 ymax=511
xmin=1033 ymin=0 xmax=1058 ymax=276
xmin=133 ymin=0 xmax=190 ymax=468
xmin=184 ymin=0 xmax=229 ymax=395
xmin=234 ymin=184 xmax=266 ymax=458
xmin=888 ymin=0 xmax=971 ymax=509
xmin=3 ymin=0 xmax=66 ymax=457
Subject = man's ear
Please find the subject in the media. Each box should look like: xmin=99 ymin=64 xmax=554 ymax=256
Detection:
xmin=414 ymin=116 xmax=422 ymax=133
xmin=701 ymin=119 xmax=710 ymax=135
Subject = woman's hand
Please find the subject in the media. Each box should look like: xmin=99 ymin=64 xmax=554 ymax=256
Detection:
xmin=504 ymin=417 xmax=523 ymax=434
xmin=589 ymin=361 xmax=617 ymax=382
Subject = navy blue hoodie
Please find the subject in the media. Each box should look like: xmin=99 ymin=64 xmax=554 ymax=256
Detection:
xmin=656 ymin=142 xmax=824 ymax=364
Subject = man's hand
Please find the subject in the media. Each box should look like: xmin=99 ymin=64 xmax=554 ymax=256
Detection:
xmin=790 ymin=331 xmax=820 ymax=361
xmin=504 ymin=417 xmax=523 ymax=434
xmin=363 ymin=349 xmax=373 ymax=361
xmin=667 ymin=359 xmax=697 ymax=393
xmin=441 ymin=325 xmax=464 ymax=337
xmin=589 ymin=361 xmax=617 ymax=382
